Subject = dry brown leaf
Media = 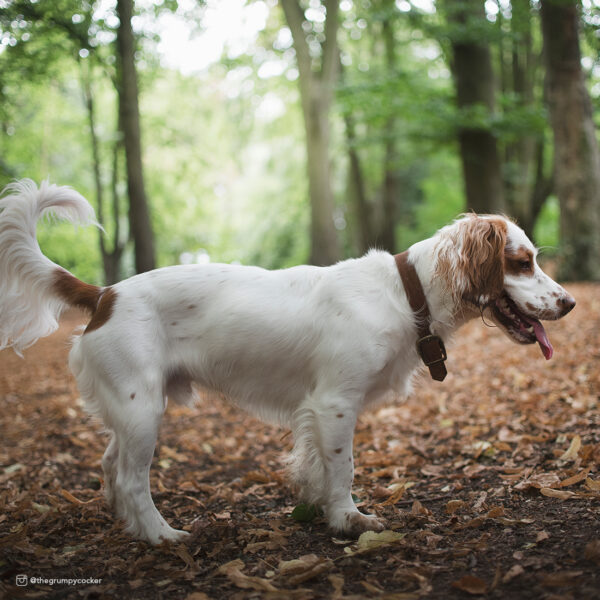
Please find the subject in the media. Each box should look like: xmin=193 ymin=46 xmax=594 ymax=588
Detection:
xmin=558 ymin=435 xmax=582 ymax=461
xmin=278 ymin=554 xmax=333 ymax=585
xmin=328 ymin=574 xmax=345 ymax=600
xmin=502 ymin=564 xmax=524 ymax=584
xmin=584 ymin=477 xmax=600 ymax=491
xmin=216 ymin=559 xmax=279 ymax=592
xmin=59 ymin=489 xmax=101 ymax=505
xmin=536 ymin=530 xmax=550 ymax=543
xmin=559 ymin=469 xmax=590 ymax=487
xmin=445 ymin=499 xmax=465 ymax=514
xmin=160 ymin=445 xmax=189 ymax=462
xmin=584 ymin=540 xmax=600 ymax=565
xmin=540 ymin=570 xmax=583 ymax=587
xmin=411 ymin=500 xmax=430 ymax=516
xmin=451 ymin=574 xmax=487 ymax=595
xmin=514 ymin=472 xmax=558 ymax=491
xmin=540 ymin=487 xmax=575 ymax=500
xmin=344 ymin=530 xmax=406 ymax=556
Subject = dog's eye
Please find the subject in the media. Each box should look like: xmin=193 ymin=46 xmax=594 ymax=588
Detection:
xmin=519 ymin=260 xmax=531 ymax=270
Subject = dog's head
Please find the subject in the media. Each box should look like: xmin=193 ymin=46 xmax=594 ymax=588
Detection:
xmin=435 ymin=214 xmax=575 ymax=359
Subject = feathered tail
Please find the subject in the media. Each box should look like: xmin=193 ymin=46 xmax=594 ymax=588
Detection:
xmin=0 ymin=179 xmax=101 ymax=354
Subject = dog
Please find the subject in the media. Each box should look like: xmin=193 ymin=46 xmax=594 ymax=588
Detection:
xmin=0 ymin=179 xmax=575 ymax=543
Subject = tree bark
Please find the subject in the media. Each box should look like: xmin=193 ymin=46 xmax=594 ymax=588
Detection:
xmin=80 ymin=62 xmax=124 ymax=284
xmin=541 ymin=0 xmax=600 ymax=281
xmin=281 ymin=0 xmax=340 ymax=266
xmin=344 ymin=111 xmax=373 ymax=253
xmin=115 ymin=0 xmax=155 ymax=273
xmin=379 ymin=0 xmax=398 ymax=253
xmin=445 ymin=0 xmax=504 ymax=214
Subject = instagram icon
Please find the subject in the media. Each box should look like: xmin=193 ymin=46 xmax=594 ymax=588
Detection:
xmin=16 ymin=574 xmax=28 ymax=586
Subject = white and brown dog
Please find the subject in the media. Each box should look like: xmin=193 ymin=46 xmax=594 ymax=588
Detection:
xmin=0 ymin=179 xmax=575 ymax=543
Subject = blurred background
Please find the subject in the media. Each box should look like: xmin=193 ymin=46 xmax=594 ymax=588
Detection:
xmin=0 ymin=0 xmax=598 ymax=284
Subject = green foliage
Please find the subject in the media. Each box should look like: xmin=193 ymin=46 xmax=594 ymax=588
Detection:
xmin=2 ymin=0 xmax=588 ymax=279
xmin=534 ymin=196 xmax=560 ymax=255
xmin=396 ymin=150 xmax=463 ymax=249
xmin=37 ymin=220 xmax=102 ymax=283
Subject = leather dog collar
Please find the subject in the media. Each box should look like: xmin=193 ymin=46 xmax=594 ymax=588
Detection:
xmin=394 ymin=251 xmax=447 ymax=382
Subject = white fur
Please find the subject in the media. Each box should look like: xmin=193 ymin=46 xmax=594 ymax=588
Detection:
xmin=0 ymin=180 xmax=574 ymax=543
xmin=0 ymin=179 xmax=98 ymax=354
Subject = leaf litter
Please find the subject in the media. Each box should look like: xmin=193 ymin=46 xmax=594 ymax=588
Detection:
xmin=0 ymin=282 xmax=599 ymax=598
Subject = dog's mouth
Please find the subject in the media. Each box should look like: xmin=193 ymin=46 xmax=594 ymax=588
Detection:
xmin=488 ymin=293 xmax=553 ymax=360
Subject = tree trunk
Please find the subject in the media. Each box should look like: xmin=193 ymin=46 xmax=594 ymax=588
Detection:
xmin=80 ymin=62 xmax=124 ymax=284
xmin=115 ymin=0 xmax=155 ymax=273
xmin=445 ymin=0 xmax=504 ymax=214
xmin=379 ymin=0 xmax=398 ymax=253
xmin=344 ymin=111 xmax=373 ymax=254
xmin=281 ymin=0 xmax=340 ymax=266
xmin=541 ymin=0 xmax=600 ymax=281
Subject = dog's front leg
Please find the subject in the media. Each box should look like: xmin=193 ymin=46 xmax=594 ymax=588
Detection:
xmin=289 ymin=398 xmax=386 ymax=537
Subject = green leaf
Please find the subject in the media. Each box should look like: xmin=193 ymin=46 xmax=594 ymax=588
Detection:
xmin=290 ymin=503 xmax=321 ymax=522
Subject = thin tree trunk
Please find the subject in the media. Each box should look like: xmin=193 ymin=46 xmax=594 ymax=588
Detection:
xmin=379 ymin=0 xmax=398 ymax=253
xmin=115 ymin=0 xmax=155 ymax=273
xmin=80 ymin=61 xmax=124 ymax=284
xmin=344 ymin=112 xmax=373 ymax=253
xmin=281 ymin=0 xmax=340 ymax=266
xmin=445 ymin=0 xmax=504 ymax=214
xmin=541 ymin=0 xmax=600 ymax=281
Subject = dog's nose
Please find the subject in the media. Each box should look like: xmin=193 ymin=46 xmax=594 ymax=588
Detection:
xmin=558 ymin=294 xmax=576 ymax=316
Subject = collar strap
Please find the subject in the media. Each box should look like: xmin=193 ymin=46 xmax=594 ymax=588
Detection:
xmin=394 ymin=251 xmax=447 ymax=382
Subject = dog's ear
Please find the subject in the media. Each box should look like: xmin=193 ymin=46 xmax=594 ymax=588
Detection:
xmin=458 ymin=216 xmax=507 ymax=304
xmin=436 ymin=216 xmax=507 ymax=306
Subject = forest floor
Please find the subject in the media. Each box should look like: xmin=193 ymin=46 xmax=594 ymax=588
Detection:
xmin=0 ymin=282 xmax=599 ymax=600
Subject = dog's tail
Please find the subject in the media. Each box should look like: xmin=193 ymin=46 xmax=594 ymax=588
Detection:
xmin=0 ymin=179 xmax=103 ymax=355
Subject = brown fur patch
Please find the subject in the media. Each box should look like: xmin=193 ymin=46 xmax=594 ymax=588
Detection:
xmin=53 ymin=269 xmax=102 ymax=313
xmin=85 ymin=288 xmax=117 ymax=333
xmin=436 ymin=216 xmax=507 ymax=303
xmin=53 ymin=268 xmax=116 ymax=334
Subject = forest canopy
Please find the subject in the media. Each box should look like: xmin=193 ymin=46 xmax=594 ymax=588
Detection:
xmin=0 ymin=0 xmax=599 ymax=284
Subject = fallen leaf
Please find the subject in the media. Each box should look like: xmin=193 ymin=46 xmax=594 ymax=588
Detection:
xmin=515 ymin=472 xmax=561 ymax=490
xmin=217 ymin=559 xmax=279 ymax=592
xmin=60 ymin=489 xmax=101 ymax=505
xmin=278 ymin=554 xmax=333 ymax=585
xmin=558 ymin=435 xmax=581 ymax=461
xmin=451 ymin=574 xmax=487 ymax=595
xmin=584 ymin=477 xmax=600 ymax=491
xmin=540 ymin=487 xmax=575 ymax=500
xmin=291 ymin=503 xmax=321 ymax=522
xmin=584 ymin=540 xmax=600 ymax=565
xmin=344 ymin=530 xmax=406 ymax=555
xmin=502 ymin=564 xmax=524 ymax=584
xmin=558 ymin=469 xmax=590 ymax=488
xmin=445 ymin=499 xmax=465 ymax=514
xmin=540 ymin=571 xmax=583 ymax=587
xmin=536 ymin=530 xmax=550 ymax=543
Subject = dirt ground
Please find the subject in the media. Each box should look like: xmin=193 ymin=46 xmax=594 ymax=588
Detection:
xmin=0 ymin=282 xmax=599 ymax=600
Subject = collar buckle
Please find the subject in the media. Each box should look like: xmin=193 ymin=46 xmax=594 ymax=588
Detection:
xmin=416 ymin=334 xmax=447 ymax=366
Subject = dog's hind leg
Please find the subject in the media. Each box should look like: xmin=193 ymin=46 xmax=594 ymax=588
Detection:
xmin=109 ymin=381 xmax=188 ymax=544
xmin=85 ymin=367 xmax=188 ymax=544
xmin=101 ymin=432 xmax=119 ymax=509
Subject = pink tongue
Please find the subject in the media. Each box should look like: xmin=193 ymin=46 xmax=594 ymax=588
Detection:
xmin=521 ymin=315 xmax=553 ymax=360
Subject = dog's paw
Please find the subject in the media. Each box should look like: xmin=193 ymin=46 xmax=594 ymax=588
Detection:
xmin=135 ymin=524 xmax=190 ymax=545
xmin=159 ymin=528 xmax=190 ymax=543
xmin=331 ymin=510 xmax=387 ymax=537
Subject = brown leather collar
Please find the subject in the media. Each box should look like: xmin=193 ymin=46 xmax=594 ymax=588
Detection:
xmin=394 ymin=251 xmax=447 ymax=382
